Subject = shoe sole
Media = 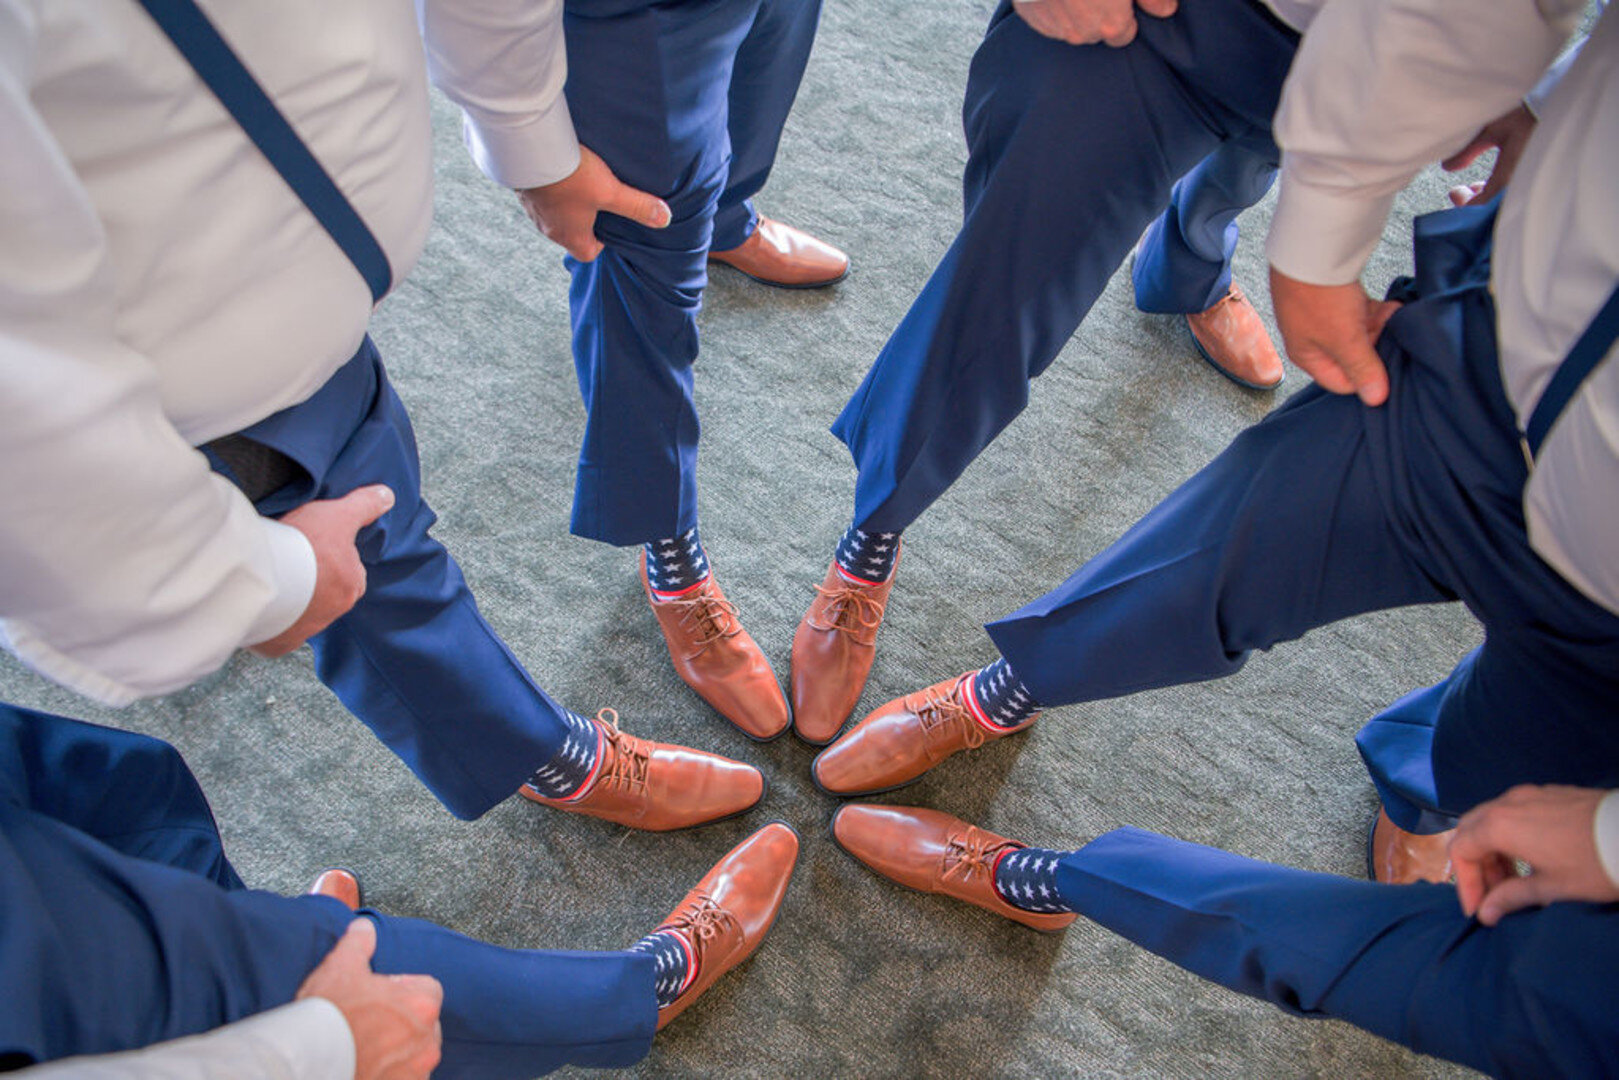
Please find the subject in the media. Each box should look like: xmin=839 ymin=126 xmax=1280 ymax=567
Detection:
xmin=1364 ymin=806 xmax=1379 ymax=882
xmin=707 ymin=260 xmax=849 ymax=290
xmin=809 ymin=757 xmax=929 ymax=800
xmin=790 ymin=715 xmax=844 ymax=748
xmin=1187 ymin=322 xmax=1284 ymax=392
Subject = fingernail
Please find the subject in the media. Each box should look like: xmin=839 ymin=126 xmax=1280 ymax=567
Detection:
xmin=655 ymin=202 xmax=671 ymax=227
xmin=377 ymin=486 xmax=395 ymax=509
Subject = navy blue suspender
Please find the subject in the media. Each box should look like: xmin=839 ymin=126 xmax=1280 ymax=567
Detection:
xmin=132 ymin=0 xmax=394 ymax=305
xmin=1524 ymin=282 xmax=1619 ymax=459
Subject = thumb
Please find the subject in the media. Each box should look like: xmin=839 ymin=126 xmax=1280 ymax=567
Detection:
xmin=1343 ymin=316 xmax=1391 ymax=406
xmin=334 ymin=484 xmax=395 ymax=535
xmin=1476 ymin=874 xmax=1550 ymax=926
xmin=332 ymin=917 xmax=379 ymax=968
xmin=1136 ymin=0 xmax=1178 ymax=17
xmin=601 ymin=180 xmax=672 ymax=230
xmin=1349 ymin=349 xmax=1391 ymax=407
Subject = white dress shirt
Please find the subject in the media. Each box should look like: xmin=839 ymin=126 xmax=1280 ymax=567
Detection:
xmin=0 ymin=0 xmax=574 ymax=704
xmin=1263 ymin=0 xmax=1618 ymax=618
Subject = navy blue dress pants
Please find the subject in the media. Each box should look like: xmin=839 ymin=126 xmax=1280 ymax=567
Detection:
xmin=560 ymin=0 xmax=822 ymax=544
xmin=213 ymin=341 xmax=576 ymax=821
xmin=832 ymin=0 xmax=1297 ymax=533
xmin=0 ymin=703 xmax=656 ymax=1076
xmin=987 ymin=204 xmax=1619 ymax=829
xmin=1133 ymin=133 xmax=1280 ymax=316
xmin=1060 ymin=827 xmax=1619 ymax=1078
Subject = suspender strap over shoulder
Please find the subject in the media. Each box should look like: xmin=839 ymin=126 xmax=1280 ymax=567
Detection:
xmin=1524 ymin=282 xmax=1619 ymax=460
xmin=133 ymin=0 xmax=394 ymax=305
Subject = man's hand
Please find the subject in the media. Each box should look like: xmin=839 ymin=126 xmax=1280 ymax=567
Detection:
xmin=1450 ymin=785 xmax=1619 ymax=927
xmin=1269 ymin=269 xmax=1399 ymax=406
xmin=250 ymin=484 xmax=394 ymax=657
xmin=516 ymin=145 xmax=672 ymax=262
xmin=1012 ymin=0 xmax=1177 ymax=47
xmin=297 ymin=919 xmax=444 ymax=1080
xmin=1442 ymin=103 xmax=1538 ymax=206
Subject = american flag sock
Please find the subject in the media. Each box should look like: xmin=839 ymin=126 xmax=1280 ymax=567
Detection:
xmin=834 ymin=523 xmax=900 ymax=585
xmin=630 ymin=929 xmax=695 ymax=1009
xmin=967 ymin=657 xmax=1041 ymax=730
xmin=645 ymin=526 xmax=711 ymax=598
xmin=522 ymin=709 xmax=604 ymax=800
xmin=992 ymin=847 xmax=1073 ymax=914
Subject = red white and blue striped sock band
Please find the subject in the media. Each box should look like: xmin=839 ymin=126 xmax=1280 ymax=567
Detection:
xmin=629 ymin=929 xmax=695 ymax=1008
xmin=645 ymin=526 xmax=711 ymax=598
xmin=969 ymin=657 xmax=1041 ymax=730
xmin=522 ymin=709 xmax=604 ymax=800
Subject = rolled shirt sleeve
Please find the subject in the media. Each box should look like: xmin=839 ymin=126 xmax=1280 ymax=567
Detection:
xmin=0 ymin=15 xmax=315 ymax=706
xmin=14 ymin=1000 xmax=356 ymax=1080
xmin=417 ymin=0 xmax=581 ymax=190
xmin=1266 ymin=0 xmax=1582 ymax=286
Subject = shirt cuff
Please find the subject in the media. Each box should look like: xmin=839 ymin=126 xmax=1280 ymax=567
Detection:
xmin=273 ymin=998 xmax=357 ymax=1076
xmin=1265 ymin=168 xmax=1400 ymax=286
xmin=1595 ymin=790 xmax=1619 ymax=890
xmin=462 ymin=98 xmax=581 ymax=191
xmin=242 ymin=518 xmax=318 ymax=647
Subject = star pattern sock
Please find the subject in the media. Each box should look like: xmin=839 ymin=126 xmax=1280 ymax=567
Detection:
xmin=629 ymin=929 xmax=695 ymax=1009
xmin=522 ymin=709 xmax=603 ymax=800
xmin=834 ymin=523 xmax=900 ymax=584
xmin=645 ymin=526 xmax=711 ymax=597
xmin=968 ymin=657 xmax=1041 ymax=729
xmin=992 ymin=847 xmax=1073 ymax=914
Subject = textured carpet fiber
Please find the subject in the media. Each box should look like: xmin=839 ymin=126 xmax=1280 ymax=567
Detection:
xmin=2 ymin=1 xmax=1493 ymax=1076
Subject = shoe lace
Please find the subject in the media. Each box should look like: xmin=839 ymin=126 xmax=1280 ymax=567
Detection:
xmin=940 ymin=826 xmax=1014 ymax=884
xmin=806 ymin=579 xmax=886 ymax=635
xmin=662 ymin=894 xmax=740 ymax=959
xmin=663 ymin=591 xmax=743 ymax=654
xmin=593 ymin=708 xmax=650 ymax=793
xmin=915 ymin=680 xmax=986 ymax=753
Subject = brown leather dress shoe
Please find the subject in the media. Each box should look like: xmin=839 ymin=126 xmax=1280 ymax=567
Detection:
xmin=307 ymin=868 xmax=363 ymax=911
xmin=642 ymin=555 xmax=790 ymax=742
xmin=1186 ymin=284 xmax=1284 ymax=391
xmin=650 ymin=822 xmax=799 ymax=1029
xmin=812 ymin=674 xmax=1036 ymax=796
xmin=522 ymin=709 xmax=765 ymax=831
xmin=832 ymin=804 xmax=1075 ymax=932
xmin=708 ymin=217 xmax=849 ymax=289
xmin=1368 ymin=806 xmax=1456 ymax=884
xmin=789 ymin=555 xmax=899 ymax=746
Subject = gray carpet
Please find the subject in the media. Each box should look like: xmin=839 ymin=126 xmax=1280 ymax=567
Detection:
xmin=1 ymin=1 xmax=1494 ymax=1076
